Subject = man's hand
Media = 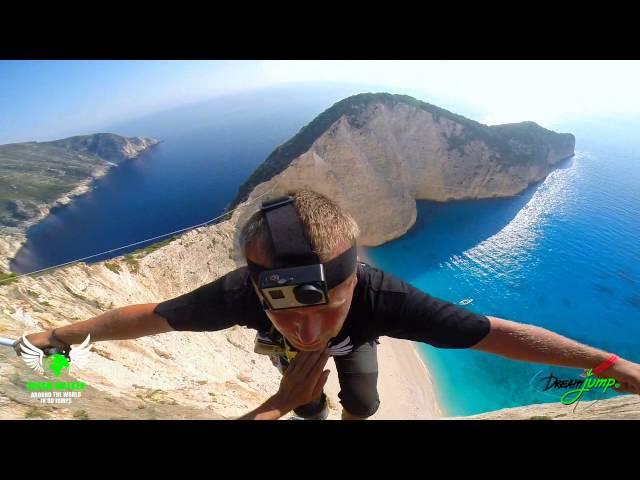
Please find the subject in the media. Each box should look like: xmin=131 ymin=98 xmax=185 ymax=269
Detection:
xmin=238 ymin=348 xmax=331 ymax=420
xmin=273 ymin=348 xmax=331 ymax=412
xmin=10 ymin=304 xmax=173 ymax=359
xmin=13 ymin=331 xmax=67 ymax=357
xmin=602 ymin=359 xmax=640 ymax=395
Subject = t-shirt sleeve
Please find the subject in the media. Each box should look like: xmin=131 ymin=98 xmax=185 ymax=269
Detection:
xmin=153 ymin=268 xmax=265 ymax=332
xmin=374 ymin=274 xmax=491 ymax=349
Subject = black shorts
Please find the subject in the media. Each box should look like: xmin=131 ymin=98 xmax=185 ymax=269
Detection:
xmin=276 ymin=339 xmax=381 ymax=419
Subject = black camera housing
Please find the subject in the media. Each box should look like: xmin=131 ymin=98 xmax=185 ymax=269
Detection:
xmin=258 ymin=263 xmax=329 ymax=310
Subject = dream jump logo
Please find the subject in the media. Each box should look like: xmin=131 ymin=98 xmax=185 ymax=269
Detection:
xmin=18 ymin=334 xmax=92 ymax=405
xmin=531 ymin=368 xmax=620 ymax=412
xmin=559 ymin=369 xmax=619 ymax=405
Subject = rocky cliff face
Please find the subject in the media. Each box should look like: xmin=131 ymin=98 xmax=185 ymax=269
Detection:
xmin=1 ymin=207 xmax=419 ymax=420
xmin=456 ymin=394 xmax=640 ymax=420
xmin=0 ymin=215 xmax=284 ymax=420
xmin=48 ymin=134 xmax=159 ymax=163
xmin=232 ymin=93 xmax=575 ymax=246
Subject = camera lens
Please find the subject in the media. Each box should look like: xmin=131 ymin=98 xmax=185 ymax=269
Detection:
xmin=293 ymin=284 xmax=324 ymax=305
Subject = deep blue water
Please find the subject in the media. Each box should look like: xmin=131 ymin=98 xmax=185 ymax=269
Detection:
xmin=368 ymin=118 xmax=640 ymax=416
xmin=10 ymin=84 xmax=365 ymax=273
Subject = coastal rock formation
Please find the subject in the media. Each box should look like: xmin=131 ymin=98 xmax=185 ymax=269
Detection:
xmin=458 ymin=394 xmax=640 ymax=420
xmin=0 ymin=134 xmax=159 ymax=271
xmin=232 ymin=93 xmax=575 ymax=245
xmin=0 ymin=208 xmax=390 ymax=420
xmin=0 ymin=215 xmax=279 ymax=420
xmin=47 ymin=134 xmax=159 ymax=164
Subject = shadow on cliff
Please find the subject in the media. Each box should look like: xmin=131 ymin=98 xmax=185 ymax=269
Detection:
xmin=368 ymin=156 xmax=574 ymax=279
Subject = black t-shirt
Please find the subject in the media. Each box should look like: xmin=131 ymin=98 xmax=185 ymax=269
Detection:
xmin=153 ymin=262 xmax=491 ymax=350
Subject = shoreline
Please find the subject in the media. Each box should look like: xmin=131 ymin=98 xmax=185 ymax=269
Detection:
xmin=0 ymin=162 xmax=116 ymax=273
xmin=321 ymin=335 xmax=444 ymax=419
xmin=354 ymin=246 xmax=445 ymax=419
xmin=0 ymin=140 xmax=160 ymax=273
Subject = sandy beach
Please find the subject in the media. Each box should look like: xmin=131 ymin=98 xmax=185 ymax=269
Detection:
xmin=322 ymin=336 xmax=443 ymax=419
xmin=374 ymin=337 xmax=443 ymax=419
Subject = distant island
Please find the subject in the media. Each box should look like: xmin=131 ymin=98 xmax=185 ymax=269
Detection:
xmin=231 ymin=93 xmax=575 ymax=246
xmin=0 ymin=133 xmax=159 ymax=272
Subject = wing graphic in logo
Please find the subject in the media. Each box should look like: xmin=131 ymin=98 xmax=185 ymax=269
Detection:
xmin=69 ymin=334 xmax=92 ymax=375
xmin=19 ymin=335 xmax=45 ymax=375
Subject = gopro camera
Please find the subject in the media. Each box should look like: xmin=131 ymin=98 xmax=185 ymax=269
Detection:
xmin=257 ymin=263 xmax=329 ymax=310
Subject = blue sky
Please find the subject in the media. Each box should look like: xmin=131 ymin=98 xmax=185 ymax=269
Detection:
xmin=2 ymin=60 xmax=640 ymax=144
xmin=0 ymin=61 xmax=270 ymax=143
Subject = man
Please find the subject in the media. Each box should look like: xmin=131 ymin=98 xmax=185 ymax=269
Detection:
xmin=17 ymin=190 xmax=640 ymax=420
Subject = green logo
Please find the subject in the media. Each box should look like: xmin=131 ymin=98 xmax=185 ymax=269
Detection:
xmin=19 ymin=333 xmax=92 ymax=376
xmin=560 ymin=369 xmax=620 ymax=405
xmin=47 ymin=354 xmax=70 ymax=377
xmin=18 ymin=334 xmax=92 ymax=406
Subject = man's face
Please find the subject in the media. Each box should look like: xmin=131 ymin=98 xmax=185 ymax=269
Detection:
xmin=246 ymin=240 xmax=358 ymax=352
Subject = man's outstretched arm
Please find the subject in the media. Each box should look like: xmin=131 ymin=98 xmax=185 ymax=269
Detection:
xmin=18 ymin=304 xmax=174 ymax=352
xmin=472 ymin=316 xmax=640 ymax=395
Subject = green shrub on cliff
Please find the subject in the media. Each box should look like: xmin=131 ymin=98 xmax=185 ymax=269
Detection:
xmin=0 ymin=269 xmax=18 ymax=286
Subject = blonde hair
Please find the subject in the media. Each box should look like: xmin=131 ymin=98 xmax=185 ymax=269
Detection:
xmin=239 ymin=189 xmax=360 ymax=262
